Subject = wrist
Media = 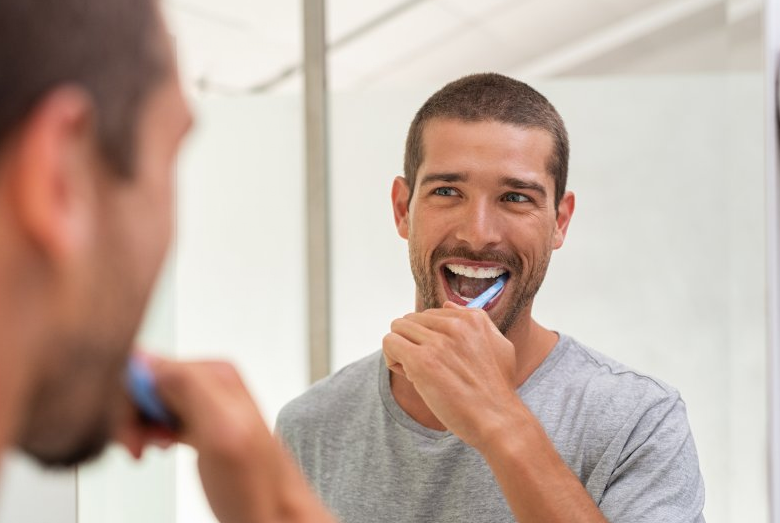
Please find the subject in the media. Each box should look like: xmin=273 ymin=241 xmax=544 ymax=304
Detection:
xmin=476 ymin=400 xmax=568 ymax=487
xmin=471 ymin=394 xmax=534 ymax=455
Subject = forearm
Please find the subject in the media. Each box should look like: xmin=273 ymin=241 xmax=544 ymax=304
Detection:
xmin=274 ymin=445 xmax=339 ymax=523
xmin=477 ymin=403 xmax=608 ymax=523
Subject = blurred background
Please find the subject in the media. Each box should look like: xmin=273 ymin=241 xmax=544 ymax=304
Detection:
xmin=0 ymin=0 xmax=770 ymax=522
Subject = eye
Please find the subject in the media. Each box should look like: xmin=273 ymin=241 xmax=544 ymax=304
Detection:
xmin=504 ymin=192 xmax=530 ymax=203
xmin=433 ymin=187 xmax=458 ymax=197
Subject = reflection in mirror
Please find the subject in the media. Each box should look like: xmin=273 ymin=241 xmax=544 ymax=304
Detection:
xmin=323 ymin=1 xmax=764 ymax=522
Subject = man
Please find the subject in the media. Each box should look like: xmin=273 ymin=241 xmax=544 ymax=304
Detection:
xmin=0 ymin=1 xmax=333 ymax=521
xmin=277 ymin=73 xmax=706 ymax=522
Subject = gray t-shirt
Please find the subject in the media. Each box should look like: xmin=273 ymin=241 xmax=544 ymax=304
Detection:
xmin=277 ymin=334 xmax=705 ymax=522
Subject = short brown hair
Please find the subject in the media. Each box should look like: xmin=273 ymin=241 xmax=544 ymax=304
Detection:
xmin=404 ymin=73 xmax=569 ymax=206
xmin=0 ymin=0 xmax=168 ymax=176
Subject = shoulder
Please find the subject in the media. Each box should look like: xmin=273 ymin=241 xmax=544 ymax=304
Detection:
xmin=276 ymin=350 xmax=382 ymax=438
xmin=553 ymin=338 xmax=706 ymax=518
xmin=555 ymin=334 xmax=680 ymax=408
xmin=540 ymin=335 xmax=690 ymax=443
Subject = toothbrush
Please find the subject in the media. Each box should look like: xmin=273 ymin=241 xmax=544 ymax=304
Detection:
xmin=465 ymin=273 xmax=508 ymax=309
xmin=126 ymin=355 xmax=178 ymax=429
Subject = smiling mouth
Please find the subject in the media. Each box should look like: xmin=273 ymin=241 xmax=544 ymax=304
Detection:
xmin=442 ymin=263 xmax=508 ymax=306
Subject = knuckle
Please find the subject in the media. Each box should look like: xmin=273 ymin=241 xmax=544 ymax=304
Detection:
xmin=216 ymin=361 xmax=241 ymax=381
xmin=467 ymin=309 xmax=486 ymax=326
xmin=445 ymin=316 xmax=464 ymax=332
xmin=154 ymin=363 xmax=188 ymax=395
xmin=416 ymin=348 xmax=435 ymax=369
xmin=202 ymin=360 xmax=244 ymax=387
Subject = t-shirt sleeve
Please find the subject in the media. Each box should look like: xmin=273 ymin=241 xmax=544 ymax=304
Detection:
xmin=275 ymin=402 xmax=303 ymax=462
xmin=598 ymin=393 xmax=706 ymax=523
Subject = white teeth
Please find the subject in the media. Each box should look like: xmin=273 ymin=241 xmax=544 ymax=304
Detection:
xmin=455 ymin=291 xmax=474 ymax=303
xmin=446 ymin=264 xmax=507 ymax=279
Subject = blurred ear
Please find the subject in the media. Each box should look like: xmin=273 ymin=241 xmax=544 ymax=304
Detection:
xmin=391 ymin=176 xmax=411 ymax=240
xmin=10 ymin=86 xmax=97 ymax=263
xmin=552 ymin=191 xmax=575 ymax=250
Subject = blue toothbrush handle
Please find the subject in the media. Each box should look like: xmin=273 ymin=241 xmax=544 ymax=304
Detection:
xmin=126 ymin=355 xmax=178 ymax=429
xmin=466 ymin=274 xmax=508 ymax=309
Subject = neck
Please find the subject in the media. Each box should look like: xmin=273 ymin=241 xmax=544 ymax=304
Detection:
xmin=392 ymin=301 xmax=559 ymax=432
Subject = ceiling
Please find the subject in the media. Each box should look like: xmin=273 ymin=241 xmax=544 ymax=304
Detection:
xmin=162 ymin=0 xmax=763 ymax=94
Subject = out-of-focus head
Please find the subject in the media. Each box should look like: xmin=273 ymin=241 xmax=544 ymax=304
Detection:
xmin=0 ymin=0 xmax=192 ymax=466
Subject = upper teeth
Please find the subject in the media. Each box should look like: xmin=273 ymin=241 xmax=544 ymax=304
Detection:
xmin=446 ymin=264 xmax=507 ymax=279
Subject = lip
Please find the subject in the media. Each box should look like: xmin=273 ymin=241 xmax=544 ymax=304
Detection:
xmin=438 ymin=258 xmax=510 ymax=310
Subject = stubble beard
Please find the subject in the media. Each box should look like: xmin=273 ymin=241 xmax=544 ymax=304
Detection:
xmin=18 ymin=239 xmax=146 ymax=468
xmin=408 ymin=240 xmax=553 ymax=336
xmin=17 ymin=337 xmax=124 ymax=468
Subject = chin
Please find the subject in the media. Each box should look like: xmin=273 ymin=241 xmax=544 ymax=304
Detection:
xmin=20 ymin=415 xmax=112 ymax=469
xmin=17 ymin=351 xmax=125 ymax=469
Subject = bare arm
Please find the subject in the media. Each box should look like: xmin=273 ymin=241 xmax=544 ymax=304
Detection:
xmin=117 ymin=358 xmax=337 ymax=523
xmin=475 ymin=399 xmax=607 ymax=523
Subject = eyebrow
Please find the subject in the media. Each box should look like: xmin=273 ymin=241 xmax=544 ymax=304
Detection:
xmin=419 ymin=172 xmax=548 ymax=198
xmin=419 ymin=173 xmax=467 ymax=186
xmin=499 ymin=176 xmax=548 ymax=198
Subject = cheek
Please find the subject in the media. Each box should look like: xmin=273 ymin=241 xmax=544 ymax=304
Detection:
xmin=144 ymin=157 xmax=175 ymax=246
xmin=409 ymin=209 xmax=449 ymax=246
xmin=126 ymin=180 xmax=173 ymax=282
xmin=408 ymin=224 xmax=436 ymax=263
xmin=510 ymin=228 xmax=553 ymax=265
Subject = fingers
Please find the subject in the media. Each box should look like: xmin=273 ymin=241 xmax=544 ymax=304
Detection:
xmin=146 ymin=359 xmax=267 ymax=456
xmin=382 ymin=331 xmax=418 ymax=379
xmin=425 ymin=303 xmax=504 ymax=337
xmin=120 ymin=355 xmax=336 ymax=523
xmin=114 ymin=420 xmax=177 ymax=459
xmin=390 ymin=316 xmax=435 ymax=344
xmin=398 ymin=305 xmax=491 ymax=336
xmin=113 ymin=390 xmax=178 ymax=459
xmin=424 ymin=302 xmax=483 ymax=318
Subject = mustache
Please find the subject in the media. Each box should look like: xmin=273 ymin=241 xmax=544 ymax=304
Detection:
xmin=430 ymin=245 xmax=522 ymax=272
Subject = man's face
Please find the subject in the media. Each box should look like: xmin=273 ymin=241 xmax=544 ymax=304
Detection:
xmin=18 ymin=45 xmax=192 ymax=467
xmin=392 ymin=118 xmax=573 ymax=335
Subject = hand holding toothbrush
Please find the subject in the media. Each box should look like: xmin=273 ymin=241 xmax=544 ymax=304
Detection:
xmin=382 ymin=280 xmax=522 ymax=451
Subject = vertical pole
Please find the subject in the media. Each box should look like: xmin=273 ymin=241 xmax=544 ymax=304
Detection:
xmin=303 ymin=0 xmax=331 ymax=383
xmin=767 ymin=0 xmax=780 ymax=518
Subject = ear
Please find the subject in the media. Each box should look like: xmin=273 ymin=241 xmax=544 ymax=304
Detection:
xmin=552 ymin=191 xmax=575 ymax=250
xmin=10 ymin=86 xmax=97 ymax=262
xmin=391 ymin=176 xmax=411 ymax=240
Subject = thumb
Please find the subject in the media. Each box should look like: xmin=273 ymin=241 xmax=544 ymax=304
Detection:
xmin=143 ymin=358 xmax=206 ymax=445
xmin=443 ymin=300 xmax=466 ymax=310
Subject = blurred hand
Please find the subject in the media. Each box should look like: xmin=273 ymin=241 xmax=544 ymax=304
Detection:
xmin=115 ymin=355 xmax=336 ymax=523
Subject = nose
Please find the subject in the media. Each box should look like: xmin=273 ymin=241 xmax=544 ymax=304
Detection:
xmin=453 ymin=198 xmax=502 ymax=251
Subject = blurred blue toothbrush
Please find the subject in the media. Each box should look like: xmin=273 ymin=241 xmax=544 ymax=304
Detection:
xmin=126 ymin=355 xmax=178 ymax=430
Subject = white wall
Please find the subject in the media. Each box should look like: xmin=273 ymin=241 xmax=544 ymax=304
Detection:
xmin=329 ymin=74 xmax=766 ymax=523
xmin=173 ymin=93 xmax=308 ymax=523
xmin=0 ymin=454 xmax=76 ymax=523
xmin=77 ymin=260 xmax=177 ymax=523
